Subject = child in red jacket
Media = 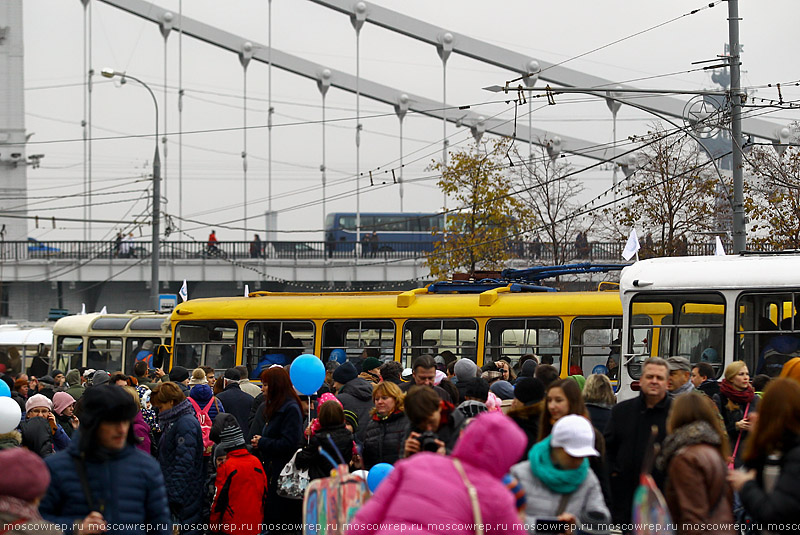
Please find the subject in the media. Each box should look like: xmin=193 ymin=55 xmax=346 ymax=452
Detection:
xmin=209 ymin=414 xmax=268 ymax=535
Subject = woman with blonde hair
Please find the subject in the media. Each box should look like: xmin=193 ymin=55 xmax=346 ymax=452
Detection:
xmin=714 ymin=360 xmax=757 ymax=467
xmin=362 ymin=381 xmax=408 ymax=469
xmin=583 ymin=373 xmax=616 ymax=433
xmin=728 ymin=378 xmax=800 ymax=531
xmin=658 ymin=392 xmax=734 ymax=534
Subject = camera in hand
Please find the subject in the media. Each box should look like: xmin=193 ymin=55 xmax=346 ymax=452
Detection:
xmin=418 ymin=431 xmax=440 ymax=452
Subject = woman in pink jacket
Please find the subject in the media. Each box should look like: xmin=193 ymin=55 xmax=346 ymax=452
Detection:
xmin=348 ymin=410 xmax=528 ymax=535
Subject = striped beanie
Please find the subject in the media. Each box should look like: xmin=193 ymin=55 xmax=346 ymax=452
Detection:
xmin=209 ymin=413 xmax=246 ymax=453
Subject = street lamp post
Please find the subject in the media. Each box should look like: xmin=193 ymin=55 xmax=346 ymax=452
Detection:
xmin=101 ymin=68 xmax=161 ymax=311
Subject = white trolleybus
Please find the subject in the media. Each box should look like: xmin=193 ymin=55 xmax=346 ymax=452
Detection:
xmin=617 ymin=253 xmax=800 ymax=401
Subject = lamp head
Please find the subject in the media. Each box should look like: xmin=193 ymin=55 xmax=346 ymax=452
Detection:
xmin=101 ymin=68 xmax=117 ymax=79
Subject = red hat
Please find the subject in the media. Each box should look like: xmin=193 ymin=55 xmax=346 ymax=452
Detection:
xmin=0 ymin=448 xmax=50 ymax=501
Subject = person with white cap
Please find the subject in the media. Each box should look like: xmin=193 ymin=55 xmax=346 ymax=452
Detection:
xmin=511 ymin=414 xmax=610 ymax=534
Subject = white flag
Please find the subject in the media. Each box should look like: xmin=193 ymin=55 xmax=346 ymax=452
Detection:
xmin=715 ymin=236 xmax=726 ymax=256
xmin=622 ymin=228 xmax=641 ymax=261
xmin=80 ymin=303 xmax=86 ymax=315
xmin=99 ymin=306 xmax=107 ymax=314
xmin=179 ymin=280 xmax=188 ymax=302
xmin=244 ymin=284 xmax=250 ymax=297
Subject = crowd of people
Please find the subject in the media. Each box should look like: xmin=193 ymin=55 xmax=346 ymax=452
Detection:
xmin=1 ymin=352 xmax=800 ymax=535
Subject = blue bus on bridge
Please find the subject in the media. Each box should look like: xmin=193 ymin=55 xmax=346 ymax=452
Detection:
xmin=325 ymin=212 xmax=445 ymax=254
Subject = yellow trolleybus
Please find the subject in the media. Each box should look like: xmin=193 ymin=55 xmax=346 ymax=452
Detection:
xmin=169 ymin=284 xmax=626 ymax=382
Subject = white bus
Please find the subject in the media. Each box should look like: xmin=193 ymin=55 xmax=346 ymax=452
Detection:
xmin=52 ymin=312 xmax=171 ymax=375
xmin=617 ymin=253 xmax=800 ymax=400
xmin=0 ymin=323 xmax=53 ymax=376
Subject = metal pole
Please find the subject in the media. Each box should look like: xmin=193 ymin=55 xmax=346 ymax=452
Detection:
xmin=112 ymin=74 xmax=161 ymax=310
xmin=355 ymin=29 xmax=361 ymax=252
xmin=87 ymin=1 xmax=93 ymax=241
xmin=728 ymin=0 xmax=746 ymax=253
xmin=268 ymin=0 xmax=273 ymax=216
xmin=82 ymin=1 xmax=88 ymax=242
xmin=178 ymin=0 xmax=183 ymax=223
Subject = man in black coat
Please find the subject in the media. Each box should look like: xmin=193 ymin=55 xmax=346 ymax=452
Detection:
xmin=398 ymin=355 xmax=451 ymax=403
xmin=216 ymin=368 xmax=255 ymax=437
xmin=604 ymin=357 xmax=672 ymax=528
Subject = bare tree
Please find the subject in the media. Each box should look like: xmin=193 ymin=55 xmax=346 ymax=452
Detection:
xmin=744 ymin=143 xmax=800 ymax=250
xmin=602 ymin=124 xmax=718 ymax=256
xmin=511 ymin=140 xmax=586 ymax=265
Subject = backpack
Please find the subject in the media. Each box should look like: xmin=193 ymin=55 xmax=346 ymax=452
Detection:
xmin=188 ymin=397 xmax=217 ymax=456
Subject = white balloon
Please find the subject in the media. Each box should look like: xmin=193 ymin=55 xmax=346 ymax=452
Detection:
xmin=0 ymin=397 xmax=21 ymax=434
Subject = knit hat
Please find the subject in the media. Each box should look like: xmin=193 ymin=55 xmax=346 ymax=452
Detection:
xmin=780 ymin=357 xmax=800 ymax=383
xmin=518 ymin=359 xmax=537 ymax=378
xmin=454 ymin=358 xmax=478 ymax=382
xmin=51 ymin=369 xmax=65 ymax=379
xmin=332 ymin=362 xmax=358 ymax=384
xmin=0 ymin=448 xmax=51 ymax=501
xmin=343 ymin=409 xmax=359 ymax=431
xmin=490 ymin=380 xmax=515 ymax=400
xmin=317 ymin=392 xmax=342 ymax=411
xmin=91 ymin=370 xmax=110 ymax=386
xmin=570 ymin=374 xmax=586 ymax=391
xmin=514 ymin=377 xmax=545 ymax=405
xmin=52 ymin=392 xmax=76 ymax=416
xmin=210 ymin=414 xmax=246 ymax=453
xmin=361 ymin=357 xmax=382 ymax=373
xmin=76 ymin=385 xmax=139 ymax=452
xmin=169 ymin=366 xmax=190 ymax=383
xmin=25 ymin=394 xmax=52 ymax=414
xmin=38 ymin=375 xmax=55 ymax=386
xmin=189 ymin=368 xmax=208 ymax=385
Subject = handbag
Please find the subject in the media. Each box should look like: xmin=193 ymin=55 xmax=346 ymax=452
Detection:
xmin=276 ymin=448 xmax=310 ymax=500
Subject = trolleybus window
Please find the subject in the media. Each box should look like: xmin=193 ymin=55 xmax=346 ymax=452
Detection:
xmin=569 ymin=317 xmax=621 ymax=379
xmin=174 ymin=321 xmax=238 ymax=372
xmin=737 ymin=292 xmax=800 ymax=378
xmin=244 ymin=321 xmax=314 ymax=379
xmin=627 ymin=294 xmax=724 ymax=379
xmin=322 ymin=320 xmax=395 ymax=364
xmin=87 ymin=337 xmax=122 ymax=371
xmin=484 ymin=318 xmax=562 ymax=369
xmin=402 ymin=319 xmax=477 ymax=367
xmin=55 ymin=336 xmax=82 ymax=373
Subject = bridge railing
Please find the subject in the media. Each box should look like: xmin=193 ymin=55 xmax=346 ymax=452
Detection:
xmin=0 ymin=240 xmax=733 ymax=262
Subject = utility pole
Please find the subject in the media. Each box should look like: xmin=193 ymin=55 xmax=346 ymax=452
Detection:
xmin=727 ymin=0 xmax=746 ymax=253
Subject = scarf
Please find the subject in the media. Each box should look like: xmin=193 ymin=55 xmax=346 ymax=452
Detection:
xmin=719 ymin=378 xmax=755 ymax=405
xmin=655 ymin=420 xmax=722 ymax=471
xmin=528 ymin=436 xmax=589 ymax=494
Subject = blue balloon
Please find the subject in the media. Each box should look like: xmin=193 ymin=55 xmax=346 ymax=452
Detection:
xmin=367 ymin=463 xmax=394 ymax=493
xmin=290 ymin=354 xmax=326 ymax=395
xmin=0 ymin=380 xmax=9 ymax=398
xmin=330 ymin=348 xmax=347 ymax=364
xmin=591 ymin=365 xmax=609 ymax=375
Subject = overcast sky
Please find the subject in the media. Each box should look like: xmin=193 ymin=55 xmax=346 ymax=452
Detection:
xmin=20 ymin=0 xmax=800 ymax=243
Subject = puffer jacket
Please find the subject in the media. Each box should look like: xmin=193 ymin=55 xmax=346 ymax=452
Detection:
xmin=210 ymin=448 xmax=268 ymax=535
xmin=132 ymin=411 xmax=151 ymax=454
xmin=40 ymin=432 xmax=171 ymax=535
xmin=335 ymin=378 xmax=374 ymax=444
xmin=189 ymin=384 xmax=224 ymax=422
xmin=18 ymin=417 xmax=69 ymax=458
xmin=739 ymin=435 xmax=800 ymax=534
xmin=0 ymin=431 xmax=21 ymax=450
xmin=157 ymin=399 xmax=204 ymax=524
xmin=295 ymin=423 xmax=354 ymax=480
xmin=349 ymin=411 xmax=528 ymax=535
xmin=362 ymin=411 xmax=408 ymax=469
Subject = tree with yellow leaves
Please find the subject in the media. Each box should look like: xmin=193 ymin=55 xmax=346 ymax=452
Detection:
xmin=426 ymin=138 xmax=527 ymax=279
